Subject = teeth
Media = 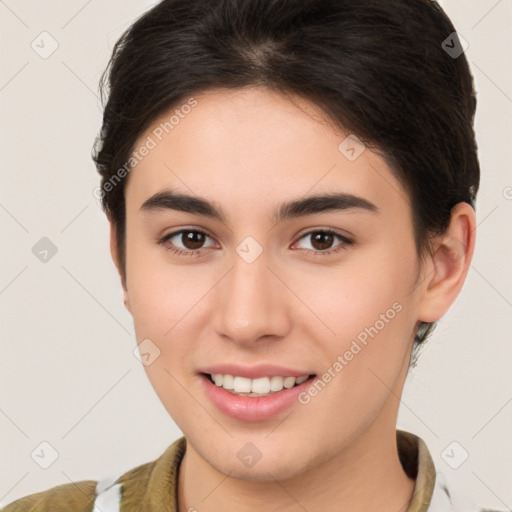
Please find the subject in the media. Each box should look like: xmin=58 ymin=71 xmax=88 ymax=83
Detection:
xmin=210 ymin=373 xmax=310 ymax=396
xmin=251 ymin=377 xmax=270 ymax=394
xmin=222 ymin=374 xmax=234 ymax=389
xmin=269 ymin=376 xmax=284 ymax=392
xmin=233 ymin=376 xmax=252 ymax=393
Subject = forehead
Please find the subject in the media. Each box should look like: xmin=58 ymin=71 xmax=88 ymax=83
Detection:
xmin=124 ymin=87 xmax=410 ymax=221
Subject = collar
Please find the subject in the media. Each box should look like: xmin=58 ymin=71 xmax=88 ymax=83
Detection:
xmin=397 ymin=429 xmax=437 ymax=511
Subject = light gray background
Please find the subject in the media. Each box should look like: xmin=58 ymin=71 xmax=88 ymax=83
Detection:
xmin=0 ymin=0 xmax=511 ymax=508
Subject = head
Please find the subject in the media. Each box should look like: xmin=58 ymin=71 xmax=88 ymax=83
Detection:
xmin=93 ymin=0 xmax=479 ymax=481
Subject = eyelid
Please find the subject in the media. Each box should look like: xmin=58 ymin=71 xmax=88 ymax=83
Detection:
xmin=293 ymin=225 xmax=355 ymax=242
xmin=294 ymin=225 xmax=356 ymax=242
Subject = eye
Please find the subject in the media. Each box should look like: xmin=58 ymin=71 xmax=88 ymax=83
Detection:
xmin=293 ymin=229 xmax=353 ymax=256
xmin=158 ymin=228 xmax=353 ymax=257
xmin=158 ymin=228 xmax=216 ymax=256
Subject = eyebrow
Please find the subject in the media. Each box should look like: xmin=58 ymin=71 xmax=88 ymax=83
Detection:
xmin=140 ymin=188 xmax=378 ymax=223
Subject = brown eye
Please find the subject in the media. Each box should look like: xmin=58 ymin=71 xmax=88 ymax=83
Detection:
xmin=310 ymin=231 xmax=335 ymax=251
xmin=180 ymin=230 xmax=207 ymax=250
xmin=294 ymin=229 xmax=353 ymax=256
xmin=159 ymin=229 xmax=215 ymax=255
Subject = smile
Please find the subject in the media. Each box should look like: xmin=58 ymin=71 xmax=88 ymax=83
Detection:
xmin=199 ymin=371 xmax=317 ymax=422
xmin=207 ymin=373 xmax=311 ymax=397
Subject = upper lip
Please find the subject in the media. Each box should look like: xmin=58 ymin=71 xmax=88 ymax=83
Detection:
xmin=197 ymin=363 xmax=315 ymax=379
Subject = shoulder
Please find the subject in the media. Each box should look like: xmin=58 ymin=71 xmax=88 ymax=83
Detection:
xmin=1 ymin=437 xmax=187 ymax=512
xmin=432 ymin=471 xmax=507 ymax=512
xmin=0 ymin=480 xmax=97 ymax=512
xmin=397 ymin=430 xmax=505 ymax=512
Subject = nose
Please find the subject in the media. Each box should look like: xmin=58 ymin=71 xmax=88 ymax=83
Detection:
xmin=213 ymin=249 xmax=291 ymax=346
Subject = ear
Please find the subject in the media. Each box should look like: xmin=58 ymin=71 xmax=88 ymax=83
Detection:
xmin=417 ymin=202 xmax=476 ymax=322
xmin=107 ymin=213 xmax=131 ymax=313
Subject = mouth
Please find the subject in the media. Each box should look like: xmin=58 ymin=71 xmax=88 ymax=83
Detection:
xmin=198 ymin=370 xmax=317 ymax=422
xmin=202 ymin=372 xmax=316 ymax=398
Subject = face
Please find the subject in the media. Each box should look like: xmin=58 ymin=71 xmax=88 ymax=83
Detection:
xmin=118 ymin=86 xmax=426 ymax=481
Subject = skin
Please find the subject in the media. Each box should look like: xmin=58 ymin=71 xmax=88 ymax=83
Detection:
xmin=108 ymin=86 xmax=476 ymax=511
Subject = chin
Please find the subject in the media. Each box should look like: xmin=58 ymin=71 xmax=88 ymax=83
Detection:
xmin=199 ymin=440 xmax=311 ymax=483
xmin=218 ymin=459 xmax=306 ymax=483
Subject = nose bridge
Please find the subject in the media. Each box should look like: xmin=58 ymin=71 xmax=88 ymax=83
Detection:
xmin=214 ymin=243 xmax=289 ymax=343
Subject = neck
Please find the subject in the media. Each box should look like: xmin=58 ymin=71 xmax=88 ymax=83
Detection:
xmin=177 ymin=418 xmax=416 ymax=512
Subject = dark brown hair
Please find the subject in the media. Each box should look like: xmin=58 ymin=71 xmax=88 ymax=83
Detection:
xmin=92 ymin=0 xmax=480 ymax=358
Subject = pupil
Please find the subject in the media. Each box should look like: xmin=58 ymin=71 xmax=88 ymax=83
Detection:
xmin=184 ymin=231 xmax=204 ymax=250
xmin=313 ymin=232 xmax=333 ymax=250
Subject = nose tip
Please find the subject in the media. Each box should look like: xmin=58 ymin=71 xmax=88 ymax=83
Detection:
xmin=213 ymin=256 xmax=290 ymax=345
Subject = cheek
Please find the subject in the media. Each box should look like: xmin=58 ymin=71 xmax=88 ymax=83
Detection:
xmin=295 ymin=249 xmax=418 ymax=394
xmin=126 ymin=259 xmax=203 ymax=419
xmin=296 ymin=287 xmax=415 ymax=442
xmin=125 ymin=244 xmax=215 ymax=382
xmin=296 ymin=255 xmax=415 ymax=347
xmin=125 ymin=234 xmax=199 ymax=336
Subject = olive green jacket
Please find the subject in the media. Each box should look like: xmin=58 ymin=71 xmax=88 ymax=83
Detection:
xmin=0 ymin=430 xmax=501 ymax=511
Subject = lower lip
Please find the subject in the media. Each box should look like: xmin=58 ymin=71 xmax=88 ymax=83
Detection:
xmin=199 ymin=374 xmax=315 ymax=422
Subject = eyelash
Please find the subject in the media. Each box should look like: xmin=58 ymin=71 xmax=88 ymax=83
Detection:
xmin=158 ymin=228 xmax=354 ymax=257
